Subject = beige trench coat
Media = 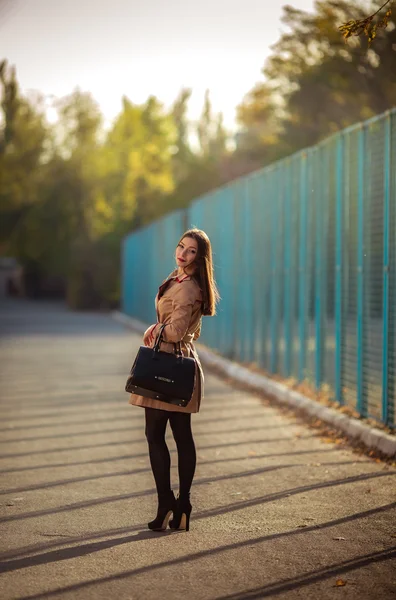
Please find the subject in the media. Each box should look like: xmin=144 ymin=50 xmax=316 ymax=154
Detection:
xmin=129 ymin=274 xmax=204 ymax=413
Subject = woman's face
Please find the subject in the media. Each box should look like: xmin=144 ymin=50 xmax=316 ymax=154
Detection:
xmin=175 ymin=236 xmax=198 ymax=270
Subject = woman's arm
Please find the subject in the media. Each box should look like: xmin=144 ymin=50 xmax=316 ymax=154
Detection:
xmin=159 ymin=284 xmax=197 ymax=343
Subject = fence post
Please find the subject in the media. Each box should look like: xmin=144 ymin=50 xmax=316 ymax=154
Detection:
xmin=270 ymin=167 xmax=280 ymax=374
xmin=223 ymin=188 xmax=235 ymax=358
xmin=284 ymin=160 xmax=292 ymax=377
xmin=244 ymin=178 xmax=254 ymax=363
xmin=233 ymin=184 xmax=242 ymax=361
xmin=315 ymin=148 xmax=324 ymax=389
xmin=382 ymin=112 xmax=391 ymax=424
xmin=357 ymin=124 xmax=367 ymax=417
xmin=335 ymin=134 xmax=345 ymax=403
xmin=260 ymin=172 xmax=271 ymax=369
xmin=250 ymin=176 xmax=260 ymax=365
xmin=298 ymin=152 xmax=308 ymax=381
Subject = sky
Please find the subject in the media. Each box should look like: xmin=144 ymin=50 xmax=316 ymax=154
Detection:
xmin=0 ymin=0 xmax=316 ymax=130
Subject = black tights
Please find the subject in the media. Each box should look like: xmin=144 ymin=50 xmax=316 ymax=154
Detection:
xmin=145 ymin=407 xmax=196 ymax=499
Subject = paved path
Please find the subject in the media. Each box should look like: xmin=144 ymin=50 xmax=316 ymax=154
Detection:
xmin=0 ymin=299 xmax=395 ymax=600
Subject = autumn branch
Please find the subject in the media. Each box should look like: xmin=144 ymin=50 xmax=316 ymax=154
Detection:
xmin=339 ymin=0 xmax=393 ymax=46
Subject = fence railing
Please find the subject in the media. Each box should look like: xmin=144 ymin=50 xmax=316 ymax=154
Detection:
xmin=122 ymin=108 xmax=396 ymax=427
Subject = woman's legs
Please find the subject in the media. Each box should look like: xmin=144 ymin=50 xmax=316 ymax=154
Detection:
xmin=169 ymin=412 xmax=196 ymax=498
xmin=144 ymin=407 xmax=171 ymax=498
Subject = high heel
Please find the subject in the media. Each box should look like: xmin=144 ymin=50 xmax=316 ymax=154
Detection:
xmin=148 ymin=491 xmax=176 ymax=531
xmin=169 ymin=494 xmax=192 ymax=532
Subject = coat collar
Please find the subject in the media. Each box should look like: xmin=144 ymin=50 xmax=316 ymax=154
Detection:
xmin=158 ymin=273 xmax=191 ymax=296
xmin=168 ymin=270 xmax=192 ymax=283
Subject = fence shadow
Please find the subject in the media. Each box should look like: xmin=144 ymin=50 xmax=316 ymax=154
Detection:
xmin=4 ymin=509 xmax=395 ymax=597
xmin=0 ymin=469 xmax=393 ymax=525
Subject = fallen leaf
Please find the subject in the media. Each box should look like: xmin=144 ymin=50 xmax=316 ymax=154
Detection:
xmin=335 ymin=579 xmax=347 ymax=587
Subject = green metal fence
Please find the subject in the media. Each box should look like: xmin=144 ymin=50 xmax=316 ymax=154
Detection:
xmin=122 ymin=108 xmax=396 ymax=427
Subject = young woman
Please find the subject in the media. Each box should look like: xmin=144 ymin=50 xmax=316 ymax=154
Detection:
xmin=129 ymin=228 xmax=219 ymax=532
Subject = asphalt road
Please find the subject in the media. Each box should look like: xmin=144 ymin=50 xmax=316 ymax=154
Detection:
xmin=0 ymin=299 xmax=395 ymax=600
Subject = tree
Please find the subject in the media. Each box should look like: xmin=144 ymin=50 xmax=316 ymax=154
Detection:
xmin=44 ymin=90 xmax=105 ymax=306
xmin=0 ymin=60 xmax=48 ymax=258
xmin=236 ymin=1 xmax=396 ymax=159
xmin=163 ymin=89 xmax=231 ymax=212
xmin=210 ymin=113 xmax=227 ymax=158
xmin=276 ymin=1 xmax=396 ymax=150
xmin=103 ymin=95 xmax=175 ymax=231
xmin=235 ymin=82 xmax=282 ymax=167
xmin=196 ymin=90 xmax=213 ymax=156
xmin=170 ymin=87 xmax=193 ymax=183
xmin=54 ymin=89 xmax=103 ymax=236
xmin=0 ymin=59 xmax=18 ymax=151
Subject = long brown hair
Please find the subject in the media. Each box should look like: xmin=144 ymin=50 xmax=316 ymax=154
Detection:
xmin=177 ymin=228 xmax=220 ymax=316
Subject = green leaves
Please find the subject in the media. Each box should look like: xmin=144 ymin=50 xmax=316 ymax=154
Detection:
xmin=102 ymin=95 xmax=176 ymax=229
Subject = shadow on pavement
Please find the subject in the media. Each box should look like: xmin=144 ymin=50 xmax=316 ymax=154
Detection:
xmin=0 ymin=460 xmax=367 ymax=497
xmin=0 ymin=434 xmax=314 ymax=459
xmin=0 ymin=470 xmax=393 ymax=525
xmin=0 ymin=447 xmax=343 ymax=475
xmin=1 ymin=505 xmax=394 ymax=596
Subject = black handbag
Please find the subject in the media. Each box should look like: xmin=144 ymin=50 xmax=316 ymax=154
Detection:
xmin=125 ymin=325 xmax=196 ymax=407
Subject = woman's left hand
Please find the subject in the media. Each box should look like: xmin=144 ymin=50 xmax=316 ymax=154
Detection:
xmin=143 ymin=324 xmax=158 ymax=347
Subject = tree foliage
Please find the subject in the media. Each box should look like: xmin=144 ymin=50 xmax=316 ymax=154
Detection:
xmin=236 ymin=0 xmax=396 ymax=163
xmin=0 ymin=64 xmax=228 ymax=306
xmin=2 ymin=0 xmax=395 ymax=307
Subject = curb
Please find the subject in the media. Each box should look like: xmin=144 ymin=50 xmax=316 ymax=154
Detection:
xmin=113 ymin=311 xmax=396 ymax=459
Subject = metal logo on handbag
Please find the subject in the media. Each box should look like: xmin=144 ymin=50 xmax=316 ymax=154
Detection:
xmin=125 ymin=325 xmax=196 ymax=407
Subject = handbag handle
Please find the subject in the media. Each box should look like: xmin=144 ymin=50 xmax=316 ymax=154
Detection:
xmin=153 ymin=324 xmax=183 ymax=357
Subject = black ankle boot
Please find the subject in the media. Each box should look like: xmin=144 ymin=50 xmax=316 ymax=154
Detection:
xmin=169 ymin=493 xmax=192 ymax=532
xmin=148 ymin=491 xmax=176 ymax=531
